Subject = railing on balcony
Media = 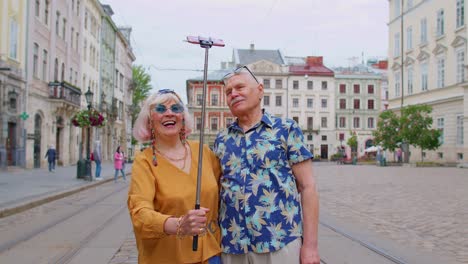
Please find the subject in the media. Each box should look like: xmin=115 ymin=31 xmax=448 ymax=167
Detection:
xmin=48 ymin=81 xmax=81 ymax=106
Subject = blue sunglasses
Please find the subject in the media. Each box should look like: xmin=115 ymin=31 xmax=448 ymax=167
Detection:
xmin=154 ymin=103 xmax=184 ymax=114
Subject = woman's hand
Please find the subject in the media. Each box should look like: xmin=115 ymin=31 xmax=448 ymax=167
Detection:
xmin=178 ymin=207 xmax=210 ymax=236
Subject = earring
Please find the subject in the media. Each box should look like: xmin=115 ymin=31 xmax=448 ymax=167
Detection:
xmin=149 ymin=119 xmax=158 ymax=166
xmin=180 ymin=119 xmax=186 ymax=145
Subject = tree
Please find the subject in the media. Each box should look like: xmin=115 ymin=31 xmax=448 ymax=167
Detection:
xmin=347 ymin=131 xmax=358 ymax=159
xmin=400 ymin=105 xmax=441 ymax=162
xmin=131 ymin=65 xmax=152 ymax=145
xmin=373 ymin=110 xmax=401 ymax=152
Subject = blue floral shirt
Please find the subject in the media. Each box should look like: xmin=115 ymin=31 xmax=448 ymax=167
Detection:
xmin=213 ymin=111 xmax=313 ymax=254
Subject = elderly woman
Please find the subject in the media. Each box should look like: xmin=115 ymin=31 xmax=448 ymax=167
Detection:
xmin=128 ymin=89 xmax=221 ymax=264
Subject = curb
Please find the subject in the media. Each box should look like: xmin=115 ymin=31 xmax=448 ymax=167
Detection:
xmin=0 ymin=172 xmax=130 ymax=219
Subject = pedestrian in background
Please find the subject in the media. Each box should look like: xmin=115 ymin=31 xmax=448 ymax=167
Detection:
xmin=214 ymin=66 xmax=320 ymax=264
xmin=128 ymin=89 xmax=221 ymax=264
xmin=114 ymin=145 xmax=126 ymax=182
xmin=44 ymin=145 xmax=57 ymax=172
xmin=93 ymin=140 xmax=102 ymax=180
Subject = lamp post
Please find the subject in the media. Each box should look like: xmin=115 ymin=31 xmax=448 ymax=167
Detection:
xmin=84 ymin=87 xmax=93 ymax=181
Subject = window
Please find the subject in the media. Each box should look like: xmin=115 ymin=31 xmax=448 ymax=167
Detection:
xmin=33 ymin=43 xmax=39 ymax=78
xmin=353 ymin=99 xmax=360 ymax=109
xmin=322 ymin=135 xmax=327 ymax=141
xmin=293 ymin=98 xmax=299 ymax=108
xmin=457 ymin=50 xmax=465 ymax=83
xmin=437 ymin=57 xmax=445 ymax=88
xmin=119 ymin=73 xmax=123 ymax=91
xmin=406 ymin=26 xmax=413 ymax=50
xmin=77 ymin=0 xmax=80 ymax=16
xmin=211 ymin=93 xmax=218 ymax=106
xmin=62 ymin=18 xmax=67 ymax=39
xmin=293 ymin=80 xmax=299 ymax=89
xmin=339 ymin=117 xmax=346 ymax=128
xmin=72 ymin=0 xmax=75 ymax=11
xmin=275 ymin=96 xmax=282 ymax=106
xmin=307 ymin=117 xmax=313 ymax=129
xmin=42 ymin=50 xmax=48 ymax=81
xmin=307 ymin=80 xmax=313 ymax=90
xmin=293 ymin=116 xmax=299 ymax=124
xmin=457 ymin=115 xmax=464 ymax=145
xmin=407 ymin=67 xmax=413 ymax=95
xmin=368 ymin=117 xmax=374 ymax=129
xmin=339 ymin=84 xmax=346 ymax=93
xmin=55 ymin=12 xmax=60 ymax=36
xmin=339 ymin=99 xmax=346 ymax=109
xmin=420 ymin=18 xmax=427 ymax=44
xmin=458 ymin=153 xmax=464 ymax=160
xmin=438 ymin=152 xmax=443 ymax=159
xmin=211 ymin=117 xmax=218 ymax=131
xmin=321 ymin=117 xmax=327 ymax=128
xmin=9 ymin=19 xmax=18 ymax=59
xmin=339 ymin=133 xmax=345 ymax=141
xmin=264 ymin=95 xmax=270 ymax=106
xmin=457 ymin=0 xmax=465 ymax=28
xmin=395 ymin=71 xmax=401 ymax=97
xmin=275 ymin=79 xmax=282 ymax=89
xmin=421 ymin=63 xmax=428 ymax=91
xmin=85 ymin=11 xmax=88 ymax=29
xmin=54 ymin=58 xmax=58 ymax=81
xmin=353 ymin=84 xmax=360 ymax=94
xmin=367 ymin=85 xmax=374 ymax=94
xmin=196 ymin=94 xmax=203 ymax=106
xmin=321 ymin=81 xmax=327 ymax=90
xmin=69 ymin=67 xmax=73 ymax=82
xmin=61 ymin=63 xmax=65 ymax=81
xmin=437 ymin=117 xmax=444 ymax=144
xmin=83 ymin=39 xmax=87 ymax=62
xmin=263 ymin=79 xmax=270 ymax=89
xmin=44 ymin=1 xmax=49 ymax=25
xmin=353 ymin=117 xmax=360 ymax=128
xmin=321 ymin=98 xmax=327 ymax=108
xmin=35 ymin=0 xmax=40 ymax=17
xmin=367 ymin=99 xmax=374 ymax=110
xmin=394 ymin=0 xmax=401 ymax=17
xmin=307 ymin=98 xmax=313 ymax=108
xmin=437 ymin=9 xmax=445 ymax=37
xmin=76 ymin=32 xmax=79 ymax=51
xmin=307 ymin=134 xmax=313 ymax=141
xmin=196 ymin=117 xmax=201 ymax=130
xmin=394 ymin=33 xmax=400 ymax=57
xmin=119 ymin=101 xmax=123 ymax=120
xmin=226 ymin=117 xmax=233 ymax=127
xmin=71 ymin=27 xmax=74 ymax=48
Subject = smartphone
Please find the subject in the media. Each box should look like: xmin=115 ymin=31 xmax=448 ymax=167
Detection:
xmin=186 ymin=36 xmax=225 ymax=47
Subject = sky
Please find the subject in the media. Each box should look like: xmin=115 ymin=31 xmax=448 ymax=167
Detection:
xmin=105 ymin=0 xmax=389 ymax=102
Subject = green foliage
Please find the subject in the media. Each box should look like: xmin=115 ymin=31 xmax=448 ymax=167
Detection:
xmin=347 ymin=131 xmax=358 ymax=156
xmin=373 ymin=105 xmax=441 ymax=161
xmin=373 ymin=110 xmax=401 ymax=152
xmin=400 ymin=105 xmax=441 ymax=161
xmin=131 ymin=65 xmax=153 ymax=145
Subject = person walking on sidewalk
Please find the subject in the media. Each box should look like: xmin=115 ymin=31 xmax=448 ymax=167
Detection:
xmin=214 ymin=66 xmax=320 ymax=264
xmin=114 ymin=145 xmax=126 ymax=182
xmin=128 ymin=89 xmax=221 ymax=264
xmin=93 ymin=140 xmax=102 ymax=180
xmin=44 ymin=145 xmax=57 ymax=172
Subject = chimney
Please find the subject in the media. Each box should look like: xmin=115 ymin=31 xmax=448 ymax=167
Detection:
xmin=250 ymin=43 xmax=255 ymax=51
xmin=306 ymin=56 xmax=323 ymax=66
xmin=378 ymin=60 xmax=388 ymax=69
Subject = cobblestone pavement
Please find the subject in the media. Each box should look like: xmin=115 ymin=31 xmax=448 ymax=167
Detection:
xmin=108 ymin=163 xmax=468 ymax=263
xmin=314 ymin=163 xmax=468 ymax=264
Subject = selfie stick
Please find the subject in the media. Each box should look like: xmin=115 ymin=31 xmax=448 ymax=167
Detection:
xmin=186 ymin=36 xmax=225 ymax=251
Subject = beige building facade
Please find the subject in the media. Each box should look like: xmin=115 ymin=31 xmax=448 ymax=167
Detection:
xmin=0 ymin=0 xmax=28 ymax=169
xmin=388 ymin=0 xmax=467 ymax=163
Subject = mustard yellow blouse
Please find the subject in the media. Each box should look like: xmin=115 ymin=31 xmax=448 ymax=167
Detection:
xmin=128 ymin=141 xmax=221 ymax=264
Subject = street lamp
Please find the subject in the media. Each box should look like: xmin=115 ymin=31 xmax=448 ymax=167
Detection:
xmin=84 ymin=87 xmax=93 ymax=180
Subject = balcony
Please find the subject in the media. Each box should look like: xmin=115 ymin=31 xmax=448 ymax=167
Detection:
xmin=48 ymin=81 xmax=81 ymax=107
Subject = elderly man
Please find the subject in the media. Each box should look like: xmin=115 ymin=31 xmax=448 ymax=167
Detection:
xmin=213 ymin=66 xmax=320 ymax=264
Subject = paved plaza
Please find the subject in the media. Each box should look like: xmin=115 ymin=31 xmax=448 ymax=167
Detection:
xmin=314 ymin=163 xmax=468 ymax=264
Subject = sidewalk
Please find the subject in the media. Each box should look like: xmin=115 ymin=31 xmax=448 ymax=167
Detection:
xmin=0 ymin=162 xmax=132 ymax=218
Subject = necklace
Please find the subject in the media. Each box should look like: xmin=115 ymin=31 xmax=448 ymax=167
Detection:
xmin=156 ymin=144 xmax=188 ymax=169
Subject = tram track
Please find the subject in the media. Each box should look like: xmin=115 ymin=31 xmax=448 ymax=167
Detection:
xmin=0 ymin=182 xmax=130 ymax=263
xmin=319 ymin=220 xmax=408 ymax=264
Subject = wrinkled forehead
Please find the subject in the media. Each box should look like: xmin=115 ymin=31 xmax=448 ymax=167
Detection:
xmin=223 ymin=72 xmax=257 ymax=88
